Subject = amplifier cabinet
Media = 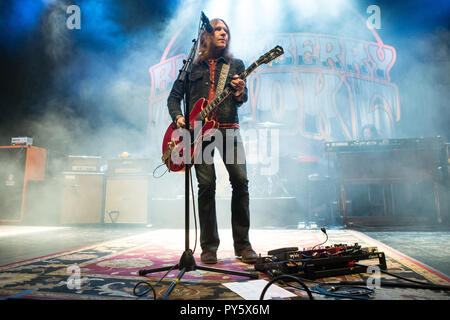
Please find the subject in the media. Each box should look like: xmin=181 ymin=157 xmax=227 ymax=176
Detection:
xmin=327 ymin=137 xmax=447 ymax=225
xmin=0 ymin=146 xmax=47 ymax=223
xmin=336 ymin=148 xmax=443 ymax=184
xmin=60 ymin=172 xmax=104 ymax=224
xmin=103 ymin=175 xmax=150 ymax=224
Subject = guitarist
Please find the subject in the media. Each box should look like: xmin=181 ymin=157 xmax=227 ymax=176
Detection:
xmin=167 ymin=18 xmax=258 ymax=264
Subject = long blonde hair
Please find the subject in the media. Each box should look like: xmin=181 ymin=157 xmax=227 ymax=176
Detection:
xmin=195 ymin=18 xmax=233 ymax=64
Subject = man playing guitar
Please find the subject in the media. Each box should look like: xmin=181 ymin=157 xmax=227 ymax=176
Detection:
xmin=167 ymin=18 xmax=258 ymax=264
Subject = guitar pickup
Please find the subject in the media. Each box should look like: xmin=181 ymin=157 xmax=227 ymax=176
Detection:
xmin=195 ymin=113 xmax=203 ymax=121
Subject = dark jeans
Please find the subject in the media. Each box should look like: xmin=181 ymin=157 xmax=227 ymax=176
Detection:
xmin=194 ymin=128 xmax=251 ymax=254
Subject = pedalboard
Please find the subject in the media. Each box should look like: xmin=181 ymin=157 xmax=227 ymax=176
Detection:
xmin=255 ymin=243 xmax=387 ymax=279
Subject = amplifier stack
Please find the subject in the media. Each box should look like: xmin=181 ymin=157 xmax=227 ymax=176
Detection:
xmin=60 ymin=155 xmax=152 ymax=225
xmin=0 ymin=145 xmax=47 ymax=223
xmin=60 ymin=156 xmax=104 ymax=224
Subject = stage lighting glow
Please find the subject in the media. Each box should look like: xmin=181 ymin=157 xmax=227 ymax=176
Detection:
xmin=287 ymin=0 xmax=351 ymax=18
xmin=259 ymin=0 xmax=281 ymax=31
xmin=5 ymin=0 xmax=45 ymax=34
xmin=287 ymin=0 xmax=319 ymax=17
xmin=232 ymin=0 xmax=257 ymax=34
xmin=0 ymin=226 xmax=68 ymax=238
xmin=204 ymin=0 xmax=231 ymax=21
xmin=75 ymin=0 xmax=125 ymax=48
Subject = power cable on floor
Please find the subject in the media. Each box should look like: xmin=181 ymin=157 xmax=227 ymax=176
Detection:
xmin=133 ymin=264 xmax=178 ymax=299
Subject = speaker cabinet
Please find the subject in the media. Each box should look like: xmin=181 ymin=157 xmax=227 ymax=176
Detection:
xmin=0 ymin=146 xmax=47 ymax=223
xmin=104 ymin=175 xmax=149 ymax=224
xmin=61 ymin=172 xmax=104 ymax=224
xmin=23 ymin=179 xmax=62 ymax=226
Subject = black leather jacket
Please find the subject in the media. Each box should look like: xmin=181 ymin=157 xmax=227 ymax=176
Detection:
xmin=167 ymin=57 xmax=248 ymax=125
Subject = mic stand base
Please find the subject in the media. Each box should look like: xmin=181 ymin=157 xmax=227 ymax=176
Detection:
xmin=139 ymin=250 xmax=259 ymax=300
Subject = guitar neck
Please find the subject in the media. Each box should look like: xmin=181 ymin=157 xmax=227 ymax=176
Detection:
xmin=198 ymin=62 xmax=260 ymax=121
xmin=240 ymin=62 xmax=259 ymax=80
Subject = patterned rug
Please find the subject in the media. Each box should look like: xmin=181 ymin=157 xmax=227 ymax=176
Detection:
xmin=0 ymin=228 xmax=449 ymax=300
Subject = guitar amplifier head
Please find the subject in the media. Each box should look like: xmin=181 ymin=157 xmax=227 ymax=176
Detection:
xmin=107 ymin=158 xmax=151 ymax=175
xmin=11 ymin=137 xmax=33 ymax=146
xmin=67 ymin=155 xmax=102 ymax=172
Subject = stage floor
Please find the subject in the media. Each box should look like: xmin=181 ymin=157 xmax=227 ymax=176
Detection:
xmin=0 ymin=224 xmax=449 ymax=301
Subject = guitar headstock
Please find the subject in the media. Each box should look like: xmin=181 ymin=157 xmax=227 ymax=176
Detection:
xmin=256 ymin=45 xmax=284 ymax=66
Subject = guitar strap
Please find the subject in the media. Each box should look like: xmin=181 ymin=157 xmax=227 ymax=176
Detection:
xmin=209 ymin=62 xmax=230 ymax=121
xmin=215 ymin=62 xmax=230 ymax=98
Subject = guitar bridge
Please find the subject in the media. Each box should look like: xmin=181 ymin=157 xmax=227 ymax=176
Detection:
xmin=195 ymin=112 xmax=204 ymax=122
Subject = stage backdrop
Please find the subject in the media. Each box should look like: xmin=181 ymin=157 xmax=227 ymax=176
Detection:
xmin=147 ymin=4 xmax=399 ymax=166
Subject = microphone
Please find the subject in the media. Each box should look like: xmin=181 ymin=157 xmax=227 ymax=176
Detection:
xmin=201 ymin=11 xmax=213 ymax=33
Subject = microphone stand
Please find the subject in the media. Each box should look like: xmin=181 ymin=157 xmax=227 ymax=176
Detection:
xmin=138 ymin=15 xmax=258 ymax=300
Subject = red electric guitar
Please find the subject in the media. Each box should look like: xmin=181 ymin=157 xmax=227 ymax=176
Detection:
xmin=161 ymin=45 xmax=284 ymax=172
